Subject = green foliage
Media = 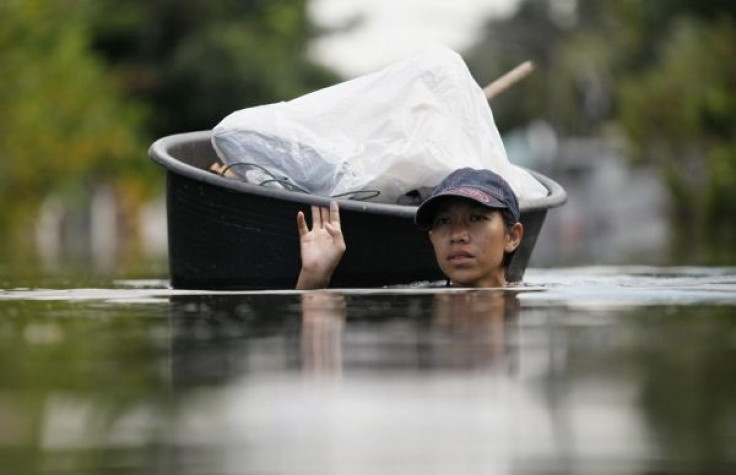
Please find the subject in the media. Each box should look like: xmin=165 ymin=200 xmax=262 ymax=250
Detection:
xmin=87 ymin=0 xmax=341 ymax=134
xmin=464 ymin=1 xmax=565 ymax=132
xmin=0 ymin=0 xmax=147 ymax=241
xmin=617 ymin=17 xmax=736 ymax=262
xmin=0 ymin=0 xmax=340 ymax=267
xmin=466 ymin=0 xmax=736 ymax=263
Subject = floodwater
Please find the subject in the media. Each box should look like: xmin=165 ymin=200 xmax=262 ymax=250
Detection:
xmin=1 ymin=267 xmax=735 ymax=474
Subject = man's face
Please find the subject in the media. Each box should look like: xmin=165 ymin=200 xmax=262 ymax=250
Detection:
xmin=428 ymin=198 xmax=522 ymax=288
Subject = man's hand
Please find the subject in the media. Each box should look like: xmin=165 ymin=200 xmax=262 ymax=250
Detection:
xmin=296 ymin=202 xmax=346 ymax=289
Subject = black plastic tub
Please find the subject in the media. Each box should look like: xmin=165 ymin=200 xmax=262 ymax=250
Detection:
xmin=149 ymin=130 xmax=567 ymax=289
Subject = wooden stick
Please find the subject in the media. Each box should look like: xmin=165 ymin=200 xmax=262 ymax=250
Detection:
xmin=483 ymin=60 xmax=535 ymax=99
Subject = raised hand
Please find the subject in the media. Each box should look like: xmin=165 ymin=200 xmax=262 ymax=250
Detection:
xmin=296 ymin=202 xmax=346 ymax=289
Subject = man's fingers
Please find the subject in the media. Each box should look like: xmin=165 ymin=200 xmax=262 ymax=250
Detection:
xmin=329 ymin=201 xmax=341 ymax=229
xmin=307 ymin=204 xmax=339 ymax=232
xmin=324 ymin=222 xmax=342 ymax=238
xmin=311 ymin=205 xmax=322 ymax=229
xmin=297 ymin=211 xmax=309 ymax=236
xmin=320 ymin=206 xmax=333 ymax=228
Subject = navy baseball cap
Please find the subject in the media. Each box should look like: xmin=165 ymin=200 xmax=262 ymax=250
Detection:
xmin=415 ymin=167 xmax=520 ymax=229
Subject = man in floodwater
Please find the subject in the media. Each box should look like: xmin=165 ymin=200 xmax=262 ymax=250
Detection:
xmin=295 ymin=168 xmax=524 ymax=290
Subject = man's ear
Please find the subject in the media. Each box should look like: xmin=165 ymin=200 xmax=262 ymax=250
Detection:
xmin=505 ymin=222 xmax=524 ymax=252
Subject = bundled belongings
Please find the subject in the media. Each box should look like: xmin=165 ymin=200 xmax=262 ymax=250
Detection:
xmin=212 ymin=46 xmax=548 ymax=204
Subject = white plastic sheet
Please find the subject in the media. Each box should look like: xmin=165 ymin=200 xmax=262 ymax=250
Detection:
xmin=212 ymin=46 xmax=548 ymax=202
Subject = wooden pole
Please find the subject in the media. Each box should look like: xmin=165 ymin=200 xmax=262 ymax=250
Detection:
xmin=483 ymin=60 xmax=535 ymax=100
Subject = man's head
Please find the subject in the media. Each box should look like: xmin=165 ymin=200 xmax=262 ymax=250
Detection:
xmin=415 ymin=168 xmax=520 ymax=228
xmin=415 ymin=168 xmax=523 ymax=287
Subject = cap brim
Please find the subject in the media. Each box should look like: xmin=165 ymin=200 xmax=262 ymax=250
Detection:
xmin=414 ymin=191 xmax=509 ymax=229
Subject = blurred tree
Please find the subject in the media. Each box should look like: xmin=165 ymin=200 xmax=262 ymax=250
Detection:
xmin=465 ymin=0 xmax=736 ymax=263
xmin=464 ymin=0 xmax=565 ymax=133
xmin=0 ymin=0 xmax=148 ymax=261
xmin=619 ymin=17 xmax=736 ymax=261
xmin=0 ymin=0 xmax=341 ymax=271
xmin=87 ymin=0 xmax=341 ymax=135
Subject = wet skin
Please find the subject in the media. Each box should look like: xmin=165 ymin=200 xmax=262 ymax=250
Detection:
xmin=428 ymin=198 xmax=523 ymax=288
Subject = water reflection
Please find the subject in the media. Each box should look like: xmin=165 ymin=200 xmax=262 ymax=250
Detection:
xmin=432 ymin=291 xmax=518 ymax=371
xmin=0 ymin=300 xmax=172 ymax=473
xmin=299 ymin=291 xmax=520 ymax=378
xmin=169 ymin=291 xmax=521 ymax=382
xmin=301 ymin=293 xmax=345 ymax=377
xmin=1 ymin=270 xmax=735 ymax=474
xmin=625 ymin=306 xmax=736 ymax=472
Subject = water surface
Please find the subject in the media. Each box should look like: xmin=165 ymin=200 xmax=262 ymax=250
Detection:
xmin=1 ymin=267 xmax=735 ymax=474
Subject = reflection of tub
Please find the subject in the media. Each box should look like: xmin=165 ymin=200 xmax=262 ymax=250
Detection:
xmin=149 ymin=131 xmax=567 ymax=289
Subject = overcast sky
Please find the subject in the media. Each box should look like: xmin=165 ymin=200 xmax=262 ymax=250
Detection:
xmin=308 ymin=0 xmax=520 ymax=77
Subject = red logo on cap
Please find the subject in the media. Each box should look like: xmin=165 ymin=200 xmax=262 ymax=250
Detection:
xmin=452 ymin=187 xmax=492 ymax=203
